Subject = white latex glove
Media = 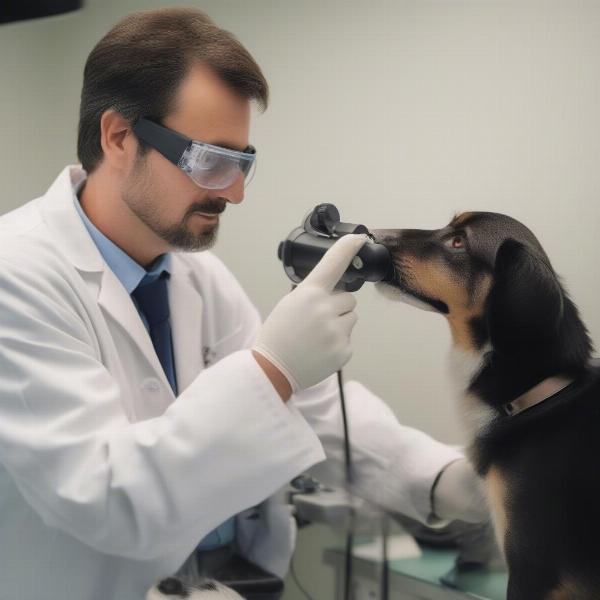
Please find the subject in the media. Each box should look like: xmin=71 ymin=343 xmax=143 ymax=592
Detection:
xmin=432 ymin=458 xmax=490 ymax=524
xmin=253 ymin=233 xmax=368 ymax=393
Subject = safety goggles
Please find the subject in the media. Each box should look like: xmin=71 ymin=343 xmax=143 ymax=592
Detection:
xmin=132 ymin=117 xmax=256 ymax=190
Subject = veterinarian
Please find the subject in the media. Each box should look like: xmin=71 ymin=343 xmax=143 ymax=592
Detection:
xmin=0 ymin=8 xmax=488 ymax=600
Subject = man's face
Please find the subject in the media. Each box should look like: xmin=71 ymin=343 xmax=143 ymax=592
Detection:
xmin=123 ymin=63 xmax=251 ymax=252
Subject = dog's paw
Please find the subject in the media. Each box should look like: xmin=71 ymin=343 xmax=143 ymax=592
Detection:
xmin=146 ymin=577 xmax=244 ymax=599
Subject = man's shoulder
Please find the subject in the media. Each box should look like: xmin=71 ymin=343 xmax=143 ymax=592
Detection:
xmin=0 ymin=168 xmax=78 ymax=269
xmin=0 ymin=234 xmax=73 ymax=288
xmin=0 ymin=201 xmax=69 ymax=279
xmin=0 ymin=197 xmax=44 ymax=239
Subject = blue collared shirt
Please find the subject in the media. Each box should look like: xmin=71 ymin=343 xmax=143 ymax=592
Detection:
xmin=73 ymin=196 xmax=171 ymax=329
xmin=73 ymin=193 xmax=235 ymax=551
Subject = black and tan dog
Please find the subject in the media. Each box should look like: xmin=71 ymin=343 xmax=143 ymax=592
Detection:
xmin=374 ymin=212 xmax=599 ymax=600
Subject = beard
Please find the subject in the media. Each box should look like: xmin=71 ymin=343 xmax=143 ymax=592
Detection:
xmin=122 ymin=154 xmax=225 ymax=252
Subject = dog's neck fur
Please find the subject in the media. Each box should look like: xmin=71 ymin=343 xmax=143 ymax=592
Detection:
xmin=448 ymin=294 xmax=593 ymax=446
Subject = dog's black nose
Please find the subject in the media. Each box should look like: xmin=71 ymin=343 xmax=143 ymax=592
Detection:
xmin=370 ymin=229 xmax=401 ymax=248
xmin=157 ymin=577 xmax=189 ymax=598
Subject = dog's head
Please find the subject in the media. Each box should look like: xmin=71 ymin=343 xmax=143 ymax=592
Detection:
xmin=374 ymin=212 xmax=590 ymax=366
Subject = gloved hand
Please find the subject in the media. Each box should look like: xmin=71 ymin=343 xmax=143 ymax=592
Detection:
xmin=253 ymin=234 xmax=368 ymax=394
xmin=432 ymin=458 xmax=490 ymax=524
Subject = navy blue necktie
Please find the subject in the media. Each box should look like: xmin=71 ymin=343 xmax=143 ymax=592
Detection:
xmin=132 ymin=272 xmax=178 ymax=394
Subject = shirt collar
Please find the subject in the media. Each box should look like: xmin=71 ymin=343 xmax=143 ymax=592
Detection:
xmin=72 ymin=178 xmax=171 ymax=294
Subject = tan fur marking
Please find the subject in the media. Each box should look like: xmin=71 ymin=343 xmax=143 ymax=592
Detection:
xmin=485 ymin=466 xmax=508 ymax=555
xmin=447 ymin=318 xmax=479 ymax=351
xmin=546 ymin=578 xmax=590 ymax=600
xmin=407 ymin=258 xmax=469 ymax=314
xmin=451 ymin=212 xmax=476 ymax=227
xmin=405 ymin=256 xmax=492 ymax=351
xmin=546 ymin=586 xmax=569 ymax=600
xmin=447 ymin=273 xmax=492 ymax=350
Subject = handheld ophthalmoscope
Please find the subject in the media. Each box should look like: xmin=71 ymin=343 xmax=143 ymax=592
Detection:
xmin=277 ymin=203 xmax=394 ymax=292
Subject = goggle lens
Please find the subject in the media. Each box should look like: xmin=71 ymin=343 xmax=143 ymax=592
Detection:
xmin=180 ymin=142 xmax=256 ymax=190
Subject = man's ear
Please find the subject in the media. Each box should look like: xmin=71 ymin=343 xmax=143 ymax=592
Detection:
xmin=486 ymin=238 xmax=564 ymax=354
xmin=99 ymin=109 xmax=136 ymax=172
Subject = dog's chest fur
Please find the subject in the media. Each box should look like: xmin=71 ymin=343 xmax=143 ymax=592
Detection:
xmin=447 ymin=345 xmax=496 ymax=440
xmin=448 ymin=345 xmax=600 ymax=598
xmin=447 ymin=346 xmax=510 ymax=550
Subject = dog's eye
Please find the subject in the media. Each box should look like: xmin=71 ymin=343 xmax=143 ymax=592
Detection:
xmin=445 ymin=235 xmax=466 ymax=250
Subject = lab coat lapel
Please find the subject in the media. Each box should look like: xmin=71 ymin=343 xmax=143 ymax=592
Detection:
xmin=96 ymin=267 xmax=174 ymax=394
xmin=168 ymin=257 xmax=204 ymax=394
xmin=40 ymin=166 xmax=175 ymax=395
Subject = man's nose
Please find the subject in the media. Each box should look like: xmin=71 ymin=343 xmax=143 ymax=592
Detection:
xmin=210 ymin=174 xmax=244 ymax=204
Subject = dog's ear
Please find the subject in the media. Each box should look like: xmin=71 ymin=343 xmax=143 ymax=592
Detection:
xmin=487 ymin=238 xmax=564 ymax=354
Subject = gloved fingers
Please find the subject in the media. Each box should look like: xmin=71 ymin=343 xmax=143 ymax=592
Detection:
xmin=329 ymin=290 xmax=357 ymax=315
xmin=301 ymin=234 xmax=368 ymax=292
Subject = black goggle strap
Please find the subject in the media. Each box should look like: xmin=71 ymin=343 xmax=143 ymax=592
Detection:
xmin=132 ymin=118 xmax=190 ymax=167
xmin=240 ymin=146 xmax=257 ymax=176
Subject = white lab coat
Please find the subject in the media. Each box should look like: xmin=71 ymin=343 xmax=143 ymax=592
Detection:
xmin=0 ymin=166 xmax=462 ymax=600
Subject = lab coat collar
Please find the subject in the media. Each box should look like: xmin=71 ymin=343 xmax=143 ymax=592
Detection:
xmin=38 ymin=165 xmax=105 ymax=273
xmin=39 ymin=165 xmax=204 ymax=397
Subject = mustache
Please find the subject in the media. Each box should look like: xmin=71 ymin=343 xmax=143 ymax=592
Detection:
xmin=185 ymin=199 xmax=227 ymax=218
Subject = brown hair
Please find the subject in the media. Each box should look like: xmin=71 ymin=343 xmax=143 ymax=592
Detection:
xmin=77 ymin=7 xmax=268 ymax=173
